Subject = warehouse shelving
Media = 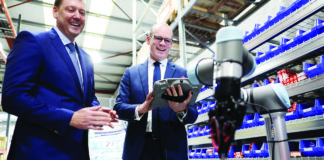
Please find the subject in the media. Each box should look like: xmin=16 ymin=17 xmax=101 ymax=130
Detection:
xmin=189 ymin=0 xmax=324 ymax=159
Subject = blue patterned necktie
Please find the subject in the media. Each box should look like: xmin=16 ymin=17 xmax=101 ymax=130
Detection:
xmin=66 ymin=43 xmax=83 ymax=92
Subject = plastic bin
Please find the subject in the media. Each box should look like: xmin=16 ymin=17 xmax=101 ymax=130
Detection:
xmin=189 ymin=149 xmax=196 ymax=159
xmin=263 ymin=79 xmax=270 ymax=86
xmin=316 ymin=138 xmax=324 ymax=156
xmin=204 ymin=125 xmax=210 ymax=136
xmin=315 ymin=99 xmax=324 ymax=115
xmin=193 ymin=148 xmax=202 ymax=159
xmin=187 ymin=127 xmax=193 ymax=138
xmin=252 ymin=143 xmax=269 ymax=157
xmin=259 ymin=16 xmax=272 ymax=33
xmin=228 ymin=146 xmax=243 ymax=158
xmin=289 ymin=141 xmax=302 ymax=157
xmin=198 ymin=126 xmax=205 ymax=137
xmin=192 ymin=126 xmax=199 ymax=138
xmin=201 ymin=101 xmax=209 ymax=114
xmin=299 ymin=140 xmax=317 ymax=156
xmin=255 ymin=51 xmax=266 ymax=65
xmin=242 ymin=114 xmax=255 ymax=128
xmin=265 ymin=45 xmax=277 ymax=60
xmin=206 ymin=148 xmax=219 ymax=158
xmin=303 ymin=55 xmax=324 ymax=78
xmin=298 ymin=103 xmax=316 ymax=118
xmin=313 ymin=19 xmax=324 ymax=36
xmin=285 ymin=104 xmax=302 ymax=121
xmin=208 ymin=101 xmax=216 ymax=111
xmin=242 ymin=144 xmax=254 ymax=158
xmin=200 ymin=148 xmax=207 ymax=159
xmin=254 ymin=113 xmax=265 ymax=126
xmin=276 ymin=37 xmax=290 ymax=54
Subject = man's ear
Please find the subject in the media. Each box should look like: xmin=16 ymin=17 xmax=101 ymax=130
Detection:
xmin=53 ymin=6 xmax=58 ymax=19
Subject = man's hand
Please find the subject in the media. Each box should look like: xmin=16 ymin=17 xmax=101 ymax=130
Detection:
xmin=166 ymin=84 xmax=192 ymax=113
xmin=99 ymin=107 xmax=119 ymax=128
xmin=70 ymin=106 xmax=117 ymax=130
xmin=137 ymin=91 xmax=155 ymax=114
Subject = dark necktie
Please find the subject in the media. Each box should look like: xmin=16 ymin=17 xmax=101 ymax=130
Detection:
xmin=153 ymin=61 xmax=161 ymax=85
xmin=66 ymin=43 xmax=84 ymax=92
xmin=152 ymin=61 xmax=161 ymax=138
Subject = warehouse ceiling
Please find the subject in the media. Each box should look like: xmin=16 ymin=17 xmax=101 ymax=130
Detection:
xmin=0 ymin=0 xmax=264 ymax=95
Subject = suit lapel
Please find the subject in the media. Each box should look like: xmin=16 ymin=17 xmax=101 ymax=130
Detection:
xmin=139 ymin=60 xmax=149 ymax=96
xmin=48 ymin=28 xmax=83 ymax=95
xmin=164 ymin=60 xmax=176 ymax=78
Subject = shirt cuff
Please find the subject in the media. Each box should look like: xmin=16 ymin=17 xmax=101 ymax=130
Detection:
xmin=135 ymin=105 xmax=144 ymax=121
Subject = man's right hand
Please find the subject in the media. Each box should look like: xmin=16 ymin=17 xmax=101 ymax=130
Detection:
xmin=70 ymin=106 xmax=116 ymax=130
xmin=137 ymin=91 xmax=154 ymax=115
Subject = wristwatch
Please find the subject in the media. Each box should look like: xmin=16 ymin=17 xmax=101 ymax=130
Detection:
xmin=176 ymin=108 xmax=187 ymax=122
xmin=176 ymin=111 xmax=186 ymax=119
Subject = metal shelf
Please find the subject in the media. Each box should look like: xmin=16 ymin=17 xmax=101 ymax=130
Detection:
xmin=242 ymin=33 xmax=324 ymax=83
xmin=189 ymin=115 xmax=324 ymax=146
xmin=244 ymin=0 xmax=324 ymax=51
xmin=286 ymin=74 xmax=324 ymax=97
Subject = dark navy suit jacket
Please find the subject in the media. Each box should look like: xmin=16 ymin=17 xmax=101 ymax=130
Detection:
xmin=114 ymin=60 xmax=198 ymax=160
xmin=2 ymin=28 xmax=99 ymax=160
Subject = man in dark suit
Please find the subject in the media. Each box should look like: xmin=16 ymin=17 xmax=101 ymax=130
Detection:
xmin=114 ymin=23 xmax=198 ymax=160
xmin=1 ymin=0 xmax=118 ymax=159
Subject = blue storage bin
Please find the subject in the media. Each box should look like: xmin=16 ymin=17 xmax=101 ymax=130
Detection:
xmin=188 ymin=149 xmax=195 ymax=159
xmin=242 ymin=144 xmax=254 ymax=158
xmin=315 ymin=99 xmax=324 ymax=115
xmin=252 ymin=82 xmax=259 ymax=88
xmin=316 ymin=138 xmax=324 ymax=156
xmin=187 ymin=127 xmax=193 ymax=138
xmin=313 ymin=19 xmax=324 ymax=36
xmin=243 ymin=31 xmax=251 ymax=44
xmin=303 ymin=55 xmax=324 ymax=78
xmin=265 ymin=45 xmax=277 ymax=60
xmin=208 ymin=101 xmax=216 ymax=111
xmin=197 ymin=105 xmax=203 ymax=115
xmin=255 ymin=51 xmax=265 ymax=65
xmin=192 ymin=126 xmax=199 ymax=137
xmin=243 ymin=114 xmax=256 ymax=128
xmin=205 ymin=148 xmax=214 ymax=158
xmin=260 ymin=16 xmax=272 ymax=32
xmin=204 ymin=125 xmax=210 ymax=136
xmin=254 ymin=113 xmax=265 ymax=126
xmin=298 ymin=103 xmax=316 ymax=118
xmin=277 ymin=37 xmax=290 ymax=54
xmin=285 ymin=109 xmax=300 ymax=121
xmin=250 ymin=24 xmax=262 ymax=39
xmin=198 ymin=126 xmax=205 ymax=137
xmin=200 ymin=148 xmax=207 ymax=159
xmin=277 ymin=6 xmax=289 ymax=21
xmin=252 ymin=143 xmax=269 ymax=157
xmin=293 ymin=29 xmax=306 ymax=47
xmin=193 ymin=148 xmax=202 ymax=158
xmin=201 ymin=101 xmax=209 ymax=114
xmin=228 ymin=146 xmax=243 ymax=158
xmin=299 ymin=140 xmax=317 ymax=156
xmin=263 ymin=79 xmax=270 ymax=86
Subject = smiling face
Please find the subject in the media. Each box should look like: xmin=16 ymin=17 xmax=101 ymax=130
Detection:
xmin=147 ymin=23 xmax=173 ymax=62
xmin=53 ymin=0 xmax=85 ymax=42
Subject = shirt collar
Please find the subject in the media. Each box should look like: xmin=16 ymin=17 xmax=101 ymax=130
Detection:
xmin=54 ymin=26 xmax=74 ymax=46
xmin=149 ymin=57 xmax=168 ymax=67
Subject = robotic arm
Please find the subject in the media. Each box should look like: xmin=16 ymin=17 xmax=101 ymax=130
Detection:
xmin=188 ymin=26 xmax=291 ymax=159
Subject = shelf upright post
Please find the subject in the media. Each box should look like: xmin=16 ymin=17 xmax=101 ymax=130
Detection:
xmin=178 ymin=0 xmax=187 ymax=68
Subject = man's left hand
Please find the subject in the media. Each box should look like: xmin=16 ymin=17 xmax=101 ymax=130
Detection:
xmin=166 ymin=84 xmax=192 ymax=113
